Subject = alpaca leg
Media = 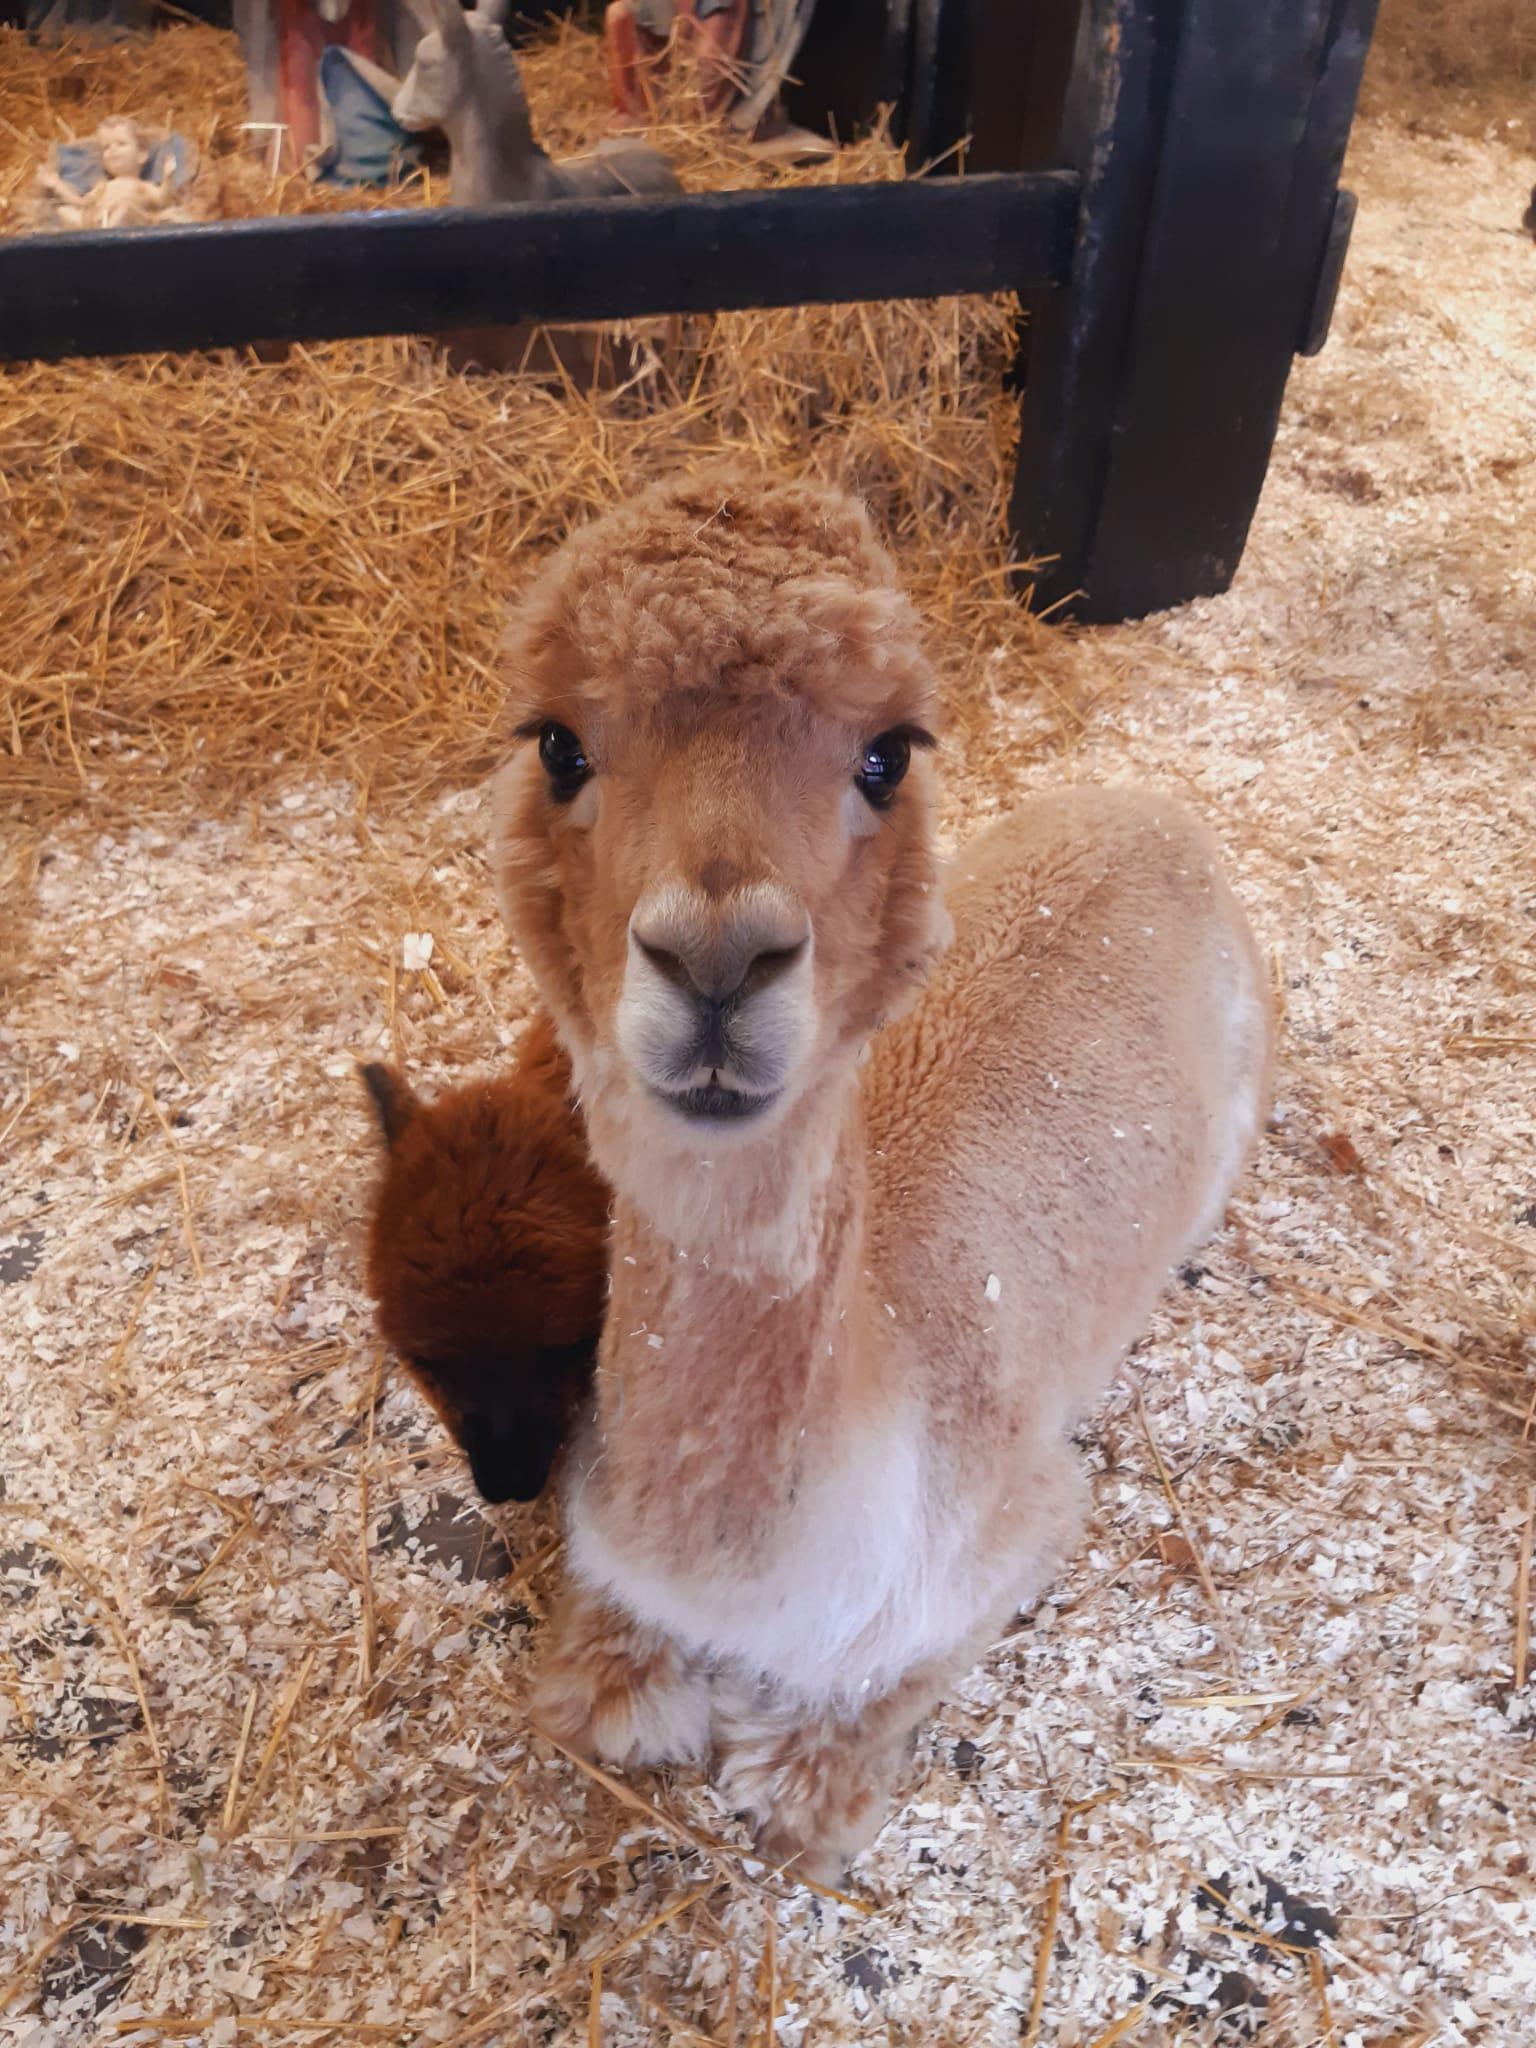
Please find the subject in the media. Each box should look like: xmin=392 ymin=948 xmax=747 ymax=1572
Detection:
xmin=712 ymin=1658 xmax=954 ymax=1885
xmin=1003 ymin=1448 xmax=1092 ymax=1616
xmin=533 ymin=1581 xmax=711 ymax=1769
xmin=711 ymin=1454 xmax=1090 ymax=1881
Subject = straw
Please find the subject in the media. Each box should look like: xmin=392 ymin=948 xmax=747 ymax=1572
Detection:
xmin=0 ymin=22 xmax=1082 ymax=826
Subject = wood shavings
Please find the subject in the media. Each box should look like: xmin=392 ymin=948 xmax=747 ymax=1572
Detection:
xmin=3 ymin=52 xmax=1536 ymax=2048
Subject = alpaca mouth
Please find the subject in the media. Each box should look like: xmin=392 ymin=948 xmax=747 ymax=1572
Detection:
xmin=652 ymin=1080 xmax=780 ymax=1124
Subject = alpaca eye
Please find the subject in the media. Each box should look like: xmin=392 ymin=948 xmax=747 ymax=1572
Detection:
xmin=537 ymin=722 xmax=590 ymax=801
xmin=855 ymin=730 xmax=912 ymax=809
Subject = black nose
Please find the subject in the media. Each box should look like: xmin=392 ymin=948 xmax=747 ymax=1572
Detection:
xmin=463 ymin=1414 xmax=563 ymax=1504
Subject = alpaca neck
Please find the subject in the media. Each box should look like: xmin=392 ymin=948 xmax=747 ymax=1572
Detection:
xmin=447 ymin=53 xmax=548 ymax=205
xmin=585 ymin=1055 xmax=866 ymax=1295
xmin=590 ymin=1072 xmax=875 ymax=1519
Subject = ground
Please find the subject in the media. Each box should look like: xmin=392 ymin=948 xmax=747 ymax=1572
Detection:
xmin=2 ymin=86 xmax=1535 ymax=2048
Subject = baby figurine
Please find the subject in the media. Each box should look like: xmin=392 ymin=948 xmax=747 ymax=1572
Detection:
xmin=34 ymin=117 xmax=181 ymax=230
xmin=95 ymin=115 xmax=154 ymax=180
xmin=361 ymin=1012 xmax=610 ymax=1504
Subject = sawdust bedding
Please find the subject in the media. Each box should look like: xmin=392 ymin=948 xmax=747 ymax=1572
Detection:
xmin=3 ymin=88 xmax=1535 ymax=2048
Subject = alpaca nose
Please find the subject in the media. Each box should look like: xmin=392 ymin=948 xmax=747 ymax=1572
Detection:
xmin=629 ymin=884 xmax=811 ymax=1043
xmin=462 ymin=1411 xmax=564 ymax=1505
xmin=632 ymin=928 xmax=808 ymax=1009
xmin=621 ymin=882 xmax=816 ymax=1110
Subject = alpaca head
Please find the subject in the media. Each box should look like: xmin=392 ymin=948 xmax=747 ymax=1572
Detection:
xmin=492 ymin=471 xmax=947 ymax=1156
xmin=361 ymin=1055 xmax=608 ymax=1503
xmin=395 ymin=0 xmax=514 ymax=134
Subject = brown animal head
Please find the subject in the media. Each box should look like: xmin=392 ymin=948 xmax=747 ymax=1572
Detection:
xmin=361 ymin=1019 xmax=609 ymax=1503
xmin=491 ymin=470 xmax=947 ymax=1168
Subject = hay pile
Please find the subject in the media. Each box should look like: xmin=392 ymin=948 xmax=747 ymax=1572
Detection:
xmin=0 ymin=23 xmax=1074 ymax=828
xmin=3 ymin=23 xmax=1536 ymax=2048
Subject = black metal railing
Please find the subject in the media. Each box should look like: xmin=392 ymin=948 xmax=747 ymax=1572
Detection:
xmin=0 ymin=173 xmax=1079 ymax=364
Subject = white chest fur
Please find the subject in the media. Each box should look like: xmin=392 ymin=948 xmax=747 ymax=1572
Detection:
xmin=565 ymin=1394 xmax=981 ymax=1710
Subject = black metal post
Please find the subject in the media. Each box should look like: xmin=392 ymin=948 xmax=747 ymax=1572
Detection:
xmin=1009 ymin=0 xmax=1379 ymax=622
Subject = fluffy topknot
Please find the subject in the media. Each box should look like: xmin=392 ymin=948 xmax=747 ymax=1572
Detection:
xmin=500 ymin=467 xmax=934 ymax=733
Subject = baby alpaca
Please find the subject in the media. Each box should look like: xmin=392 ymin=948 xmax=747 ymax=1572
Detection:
xmin=491 ymin=470 xmax=1272 ymax=1875
xmin=362 ymin=1012 xmax=610 ymax=1504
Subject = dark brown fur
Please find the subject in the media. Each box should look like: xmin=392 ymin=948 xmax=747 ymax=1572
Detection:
xmin=361 ymin=1013 xmax=610 ymax=1504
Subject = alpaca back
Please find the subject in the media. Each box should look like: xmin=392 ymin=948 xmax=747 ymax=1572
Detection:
xmin=867 ymin=785 xmax=1271 ymax=1445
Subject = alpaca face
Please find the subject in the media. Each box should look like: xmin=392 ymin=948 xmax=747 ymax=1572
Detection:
xmin=493 ymin=474 xmax=948 ymax=1147
xmin=407 ymin=1341 xmax=595 ymax=1504
xmin=361 ymin=1053 xmax=608 ymax=1504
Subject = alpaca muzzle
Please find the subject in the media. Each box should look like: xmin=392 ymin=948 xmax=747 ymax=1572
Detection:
xmin=618 ymin=881 xmax=815 ymax=1123
xmin=462 ymin=1410 xmax=565 ymax=1504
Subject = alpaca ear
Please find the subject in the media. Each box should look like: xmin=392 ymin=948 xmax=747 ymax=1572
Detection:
xmin=361 ymin=1063 xmax=417 ymax=1147
xmin=473 ymin=0 xmax=509 ymax=27
xmin=404 ymin=0 xmax=437 ymax=30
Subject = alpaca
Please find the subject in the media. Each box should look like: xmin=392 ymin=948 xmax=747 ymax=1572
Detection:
xmin=394 ymin=0 xmax=682 ymax=205
xmin=361 ymin=1010 xmax=610 ymax=1504
xmin=489 ymin=470 xmax=1273 ymax=1875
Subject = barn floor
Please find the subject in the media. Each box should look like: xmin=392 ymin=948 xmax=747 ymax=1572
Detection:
xmin=3 ymin=109 xmax=1535 ymax=2048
